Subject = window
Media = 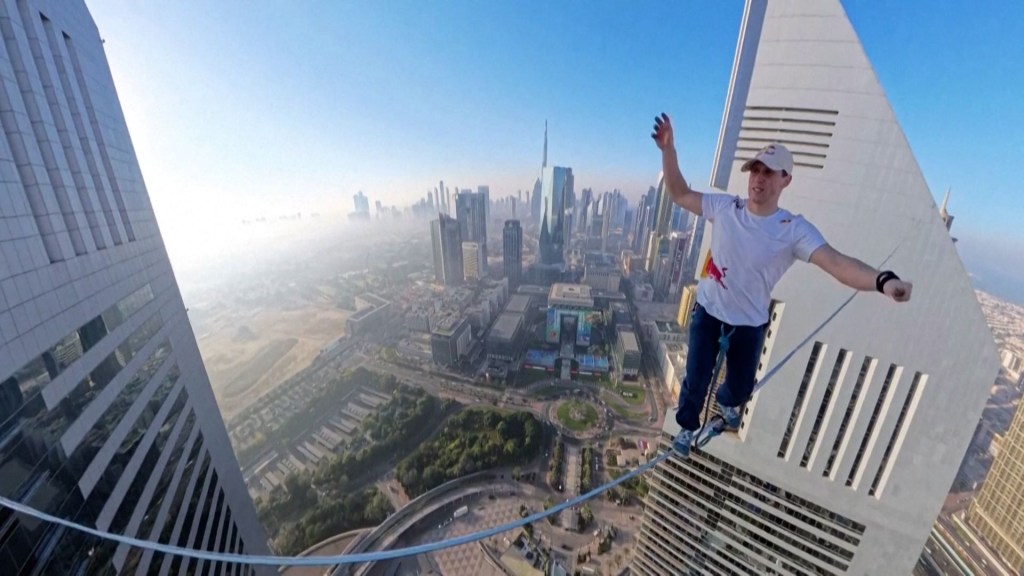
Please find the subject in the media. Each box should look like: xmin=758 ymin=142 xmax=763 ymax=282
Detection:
xmin=869 ymin=372 xmax=926 ymax=496
xmin=846 ymin=364 xmax=899 ymax=488
xmin=801 ymin=350 xmax=850 ymax=468
xmin=778 ymin=342 xmax=825 ymax=459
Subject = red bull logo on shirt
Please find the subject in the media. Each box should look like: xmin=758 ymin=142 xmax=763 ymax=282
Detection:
xmin=701 ymin=252 xmax=728 ymax=290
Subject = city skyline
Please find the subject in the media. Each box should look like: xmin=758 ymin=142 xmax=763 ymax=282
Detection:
xmin=3 ymin=1 xmax=1023 ymax=573
xmin=82 ymin=1 xmax=1024 ymax=303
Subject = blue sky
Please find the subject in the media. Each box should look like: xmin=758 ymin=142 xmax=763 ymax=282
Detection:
xmin=85 ymin=0 xmax=1024 ymax=300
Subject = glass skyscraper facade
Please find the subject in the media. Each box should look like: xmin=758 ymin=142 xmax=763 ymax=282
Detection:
xmin=0 ymin=1 xmax=271 ymax=574
xmin=968 ymin=398 xmax=1024 ymax=571
xmin=538 ymin=165 xmax=573 ymax=266
xmin=455 ymin=190 xmax=488 ymax=270
xmin=502 ymin=220 xmax=523 ymax=292
xmin=431 ymin=214 xmax=463 ymax=286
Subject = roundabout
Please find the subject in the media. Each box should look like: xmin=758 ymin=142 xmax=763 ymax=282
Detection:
xmin=555 ymin=400 xmax=598 ymax=432
xmin=549 ymin=395 xmax=609 ymax=440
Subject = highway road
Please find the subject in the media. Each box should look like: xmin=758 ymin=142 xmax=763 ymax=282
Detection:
xmin=369 ymin=357 xmax=666 ymax=433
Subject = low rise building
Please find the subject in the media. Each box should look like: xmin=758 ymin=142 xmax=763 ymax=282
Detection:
xmin=546 ymin=284 xmax=601 ymax=348
xmin=405 ymin=311 xmax=431 ymax=333
xmin=632 ymin=282 xmax=655 ymax=302
xmin=549 ymin=283 xmax=594 ymax=308
xmin=485 ymin=280 xmax=509 ymax=310
xmin=609 ymin=301 xmax=632 ymax=330
xmin=583 ymin=263 xmax=622 ymax=292
xmin=505 ymin=293 xmax=536 ymax=325
xmin=466 ymin=302 xmax=493 ymax=334
xmin=517 ymin=284 xmax=550 ymax=308
xmin=347 ymin=294 xmax=391 ymax=336
xmin=657 ymin=340 xmax=688 ymax=397
xmin=487 ymin=312 xmax=526 ymax=363
xmin=430 ymin=316 xmax=472 ymax=366
xmin=505 ymin=293 xmax=531 ymax=314
xmin=654 ymin=320 xmax=686 ymax=344
xmin=614 ymin=327 xmax=642 ymax=379
xmin=355 ymin=293 xmax=389 ymax=310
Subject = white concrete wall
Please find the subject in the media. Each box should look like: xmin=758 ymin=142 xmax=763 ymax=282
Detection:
xmin=679 ymin=0 xmax=999 ymax=574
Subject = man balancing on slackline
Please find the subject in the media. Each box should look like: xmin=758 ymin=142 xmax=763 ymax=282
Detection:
xmin=650 ymin=112 xmax=913 ymax=457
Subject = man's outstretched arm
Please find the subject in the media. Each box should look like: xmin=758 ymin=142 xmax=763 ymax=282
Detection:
xmin=651 ymin=113 xmax=703 ymax=216
xmin=809 ymin=244 xmax=913 ymax=302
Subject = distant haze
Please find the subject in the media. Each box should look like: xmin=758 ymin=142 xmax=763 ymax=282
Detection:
xmin=160 ymin=212 xmax=350 ymax=288
xmin=958 ymin=231 xmax=1024 ymax=306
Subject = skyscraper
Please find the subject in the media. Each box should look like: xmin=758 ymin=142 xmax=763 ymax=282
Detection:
xmin=431 ymin=214 xmax=463 ymax=286
xmin=530 ymin=178 xmax=542 ymax=221
xmin=461 ymin=242 xmax=485 ymax=281
xmin=477 ymin=185 xmax=491 ymax=228
xmin=542 ymin=119 xmax=548 ymax=168
xmin=676 ymin=285 xmax=698 ymax=328
xmin=455 ymin=190 xmax=488 ymax=271
xmin=632 ymin=1 xmax=997 ymax=575
xmin=503 ymin=220 xmax=523 ymax=291
xmin=538 ymin=165 xmax=573 ymax=266
xmin=938 ymin=187 xmax=957 ymax=243
xmin=632 ymin=186 xmax=657 ymax=254
xmin=577 ymin=187 xmax=593 ymax=235
xmin=600 ymin=192 xmax=613 ymax=253
xmin=0 ymin=1 xmax=270 ymax=574
xmin=670 ymin=204 xmax=690 ymax=233
xmin=967 ymin=402 xmax=1024 ymax=571
xmin=643 ymin=173 xmax=672 ymax=272
xmin=622 ymin=207 xmax=635 ymax=245
xmin=682 ymin=215 xmax=707 ymax=283
xmin=353 ymin=190 xmax=369 ymax=214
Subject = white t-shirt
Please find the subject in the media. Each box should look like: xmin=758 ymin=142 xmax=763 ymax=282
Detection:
xmin=696 ymin=193 xmax=827 ymax=327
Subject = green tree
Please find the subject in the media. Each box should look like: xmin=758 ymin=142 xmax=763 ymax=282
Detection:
xmin=395 ymin=408 xmax=543 ymax=496
xmin=579 ymin=503 xmax=594 ymax=531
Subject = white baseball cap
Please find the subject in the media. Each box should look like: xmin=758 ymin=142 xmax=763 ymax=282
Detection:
xmin=741 ymin=143 xmax=794 ymax=175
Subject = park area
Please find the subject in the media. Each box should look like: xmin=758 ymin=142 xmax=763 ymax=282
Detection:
xmin=556 ymin=400 xmax=599 ymax=432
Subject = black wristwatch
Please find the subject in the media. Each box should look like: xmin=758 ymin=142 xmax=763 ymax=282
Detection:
xmin=876 ymin=271 xmax=900 ymax=293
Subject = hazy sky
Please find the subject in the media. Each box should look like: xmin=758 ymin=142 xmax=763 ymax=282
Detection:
xmin=84 ymin=1 xmax=1024 ymax=299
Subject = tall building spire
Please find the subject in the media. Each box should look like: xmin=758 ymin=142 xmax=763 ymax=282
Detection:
xmin=542 ymin=120 xmax=548 ymax=168
xmin=940 ymin=186 xmax=955 ymax=234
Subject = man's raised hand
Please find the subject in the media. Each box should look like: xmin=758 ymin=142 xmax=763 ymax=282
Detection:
xmin=884 ymin=279 xmax=913 ymax=303
xmin=652 ymin=113 xmax=674 ymax=150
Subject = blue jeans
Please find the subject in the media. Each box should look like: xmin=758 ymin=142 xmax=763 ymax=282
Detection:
xmin=676 ymin=304 xmax=768 ymax=432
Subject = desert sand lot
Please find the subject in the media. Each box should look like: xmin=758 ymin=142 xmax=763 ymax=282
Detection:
xmin=195 ymin=304 xmax=350 ymax=420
